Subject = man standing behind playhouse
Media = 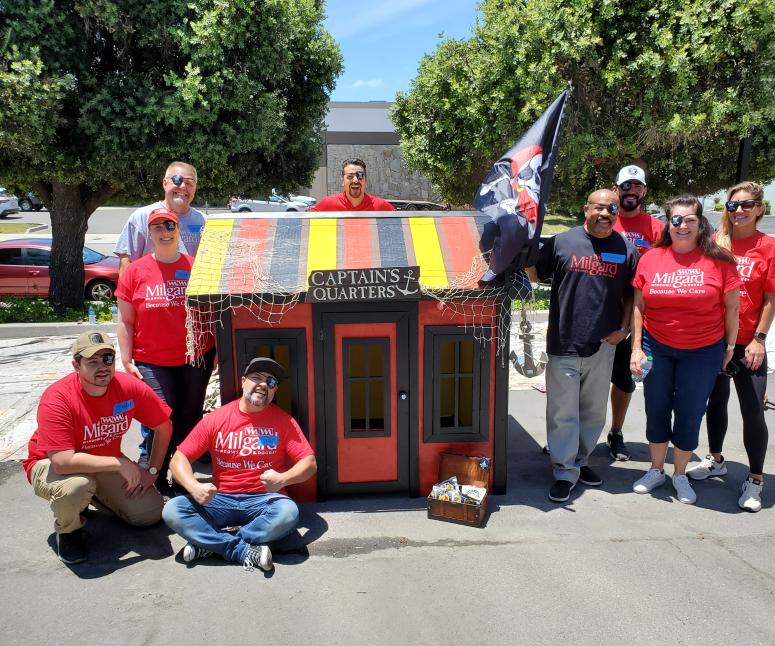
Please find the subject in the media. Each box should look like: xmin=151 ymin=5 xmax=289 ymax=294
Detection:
xmin=114 ymin=161 xmax=205 ymax=274
xmin=530 ymin=189 xmax=638 ymax=503
xmin=310 ymin=158 xmax=395 ymax=212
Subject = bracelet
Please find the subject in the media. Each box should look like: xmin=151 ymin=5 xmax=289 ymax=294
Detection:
xmin=726 ymin=343 xmax=735 ymax=351
xmin=619 ymin=327 xmax=629 ymax=335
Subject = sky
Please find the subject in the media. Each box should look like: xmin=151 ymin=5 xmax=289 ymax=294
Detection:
xmin=323 ymin=0 xmax=480 ymax=102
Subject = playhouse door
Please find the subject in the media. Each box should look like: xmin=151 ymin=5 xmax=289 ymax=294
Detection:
xmin=321 ymin=309 xmax=411 ymax=495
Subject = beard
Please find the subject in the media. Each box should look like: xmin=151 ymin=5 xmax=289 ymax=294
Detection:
xmin=620 ymin=195 xmax=642 ymax=212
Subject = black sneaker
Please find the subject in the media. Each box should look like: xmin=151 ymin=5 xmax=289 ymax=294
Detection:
xmin=549 ymin=480 xmax=576 ymax=502
xmin=607 ymin=431 xmax=631 ymax=461
xmin=57 ymin=528 xmax=87 ymax=564
xmin=579 ymin=466 xmax=603 ymax=486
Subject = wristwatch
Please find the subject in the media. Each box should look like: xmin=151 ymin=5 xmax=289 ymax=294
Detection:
xmin=141 ymin=463 xmax=159 ymax=476
xmin=754 ymin=332 xmax=767 ymax=341
xmin=726 ymin=343 xmax=735 ymax=351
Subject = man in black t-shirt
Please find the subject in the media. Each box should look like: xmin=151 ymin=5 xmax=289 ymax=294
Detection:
xmin=528 ymin=189 xmax=638 ymax=502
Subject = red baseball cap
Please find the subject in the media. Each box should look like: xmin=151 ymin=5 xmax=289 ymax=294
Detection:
xmin=147 ymin=207 xmax=179 ymax=226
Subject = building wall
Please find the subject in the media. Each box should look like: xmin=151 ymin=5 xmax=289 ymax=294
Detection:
xmin=325 ymin=144 xmax=439 ymax=202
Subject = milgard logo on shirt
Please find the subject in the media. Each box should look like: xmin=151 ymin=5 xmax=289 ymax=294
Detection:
xmin=82 ymin=414 xmax=130 ymax=448
xmin=214 ymin=426 xmax=280 ymax=470
xmin=145 ymin=279 xmax=188 ymax=309
xmin=650 ymin=268 xmax=706 ymax=294
xmin=569 ymin=254 xmax=619 ymax=278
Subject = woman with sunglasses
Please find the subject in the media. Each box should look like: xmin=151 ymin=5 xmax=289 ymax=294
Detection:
xmin=686 ymin=182 xmax=774 ymax=511
xmin=116 ymin=208 xmax=215 ymax=496
xmin=630 ymin=197 xmax=740 ymax=504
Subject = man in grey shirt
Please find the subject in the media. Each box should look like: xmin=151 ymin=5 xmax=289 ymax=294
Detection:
xmin=114 ymin=161 xmax=206 ymax=274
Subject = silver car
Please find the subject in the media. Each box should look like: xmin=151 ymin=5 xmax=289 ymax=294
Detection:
xmin=0 ymin=188 xmax=19 ymax=218
xmin=229 ymin=194 xmax=309 ymax=213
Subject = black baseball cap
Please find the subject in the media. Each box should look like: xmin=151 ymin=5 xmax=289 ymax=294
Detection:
xmin=243 ymin=357 xmax=286 ymax=382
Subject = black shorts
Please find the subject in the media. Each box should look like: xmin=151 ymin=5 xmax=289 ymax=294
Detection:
xmin=611 ymin=335 xmax=636 ymax=393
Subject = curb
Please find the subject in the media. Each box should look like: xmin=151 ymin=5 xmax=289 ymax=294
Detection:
xmin=0 ymin=322 xmax=116 ymax=339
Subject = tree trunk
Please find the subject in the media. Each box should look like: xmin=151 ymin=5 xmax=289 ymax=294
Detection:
xmin=48 ymin=182 xmax=89 ymax=315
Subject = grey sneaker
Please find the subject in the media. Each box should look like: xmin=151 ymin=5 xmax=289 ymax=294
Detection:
xmin=243 ymin=544 xmax=273 ymax=572
xmin=182 ymin=542 xmax=214 ymax=563
xmin=738 ymin=478 xmax=763 ymax=512
xmin=633 ymin=468 xmax=665 ymax=494
xmin=686 ymin=455 xmax=727 ymax=480
xmin=672 ymin=474 xmax=697 ymax=505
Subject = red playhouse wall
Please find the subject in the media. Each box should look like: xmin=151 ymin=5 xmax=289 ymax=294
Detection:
xmin=416 ymin=300 xmax=497 ymax=495
xmin=231 ymin=303 xmax=317 ymax=502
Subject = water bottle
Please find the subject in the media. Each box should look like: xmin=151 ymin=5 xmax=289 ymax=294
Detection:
xmin=110 ymin=305 xmax=118 ymax=323
xmin=633 ymin=355 xmax=653 ymax=382
xmin=88 ymin=306 xmax=96 ymax=325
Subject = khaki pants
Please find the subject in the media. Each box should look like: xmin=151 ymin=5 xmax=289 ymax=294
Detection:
xmin=29 ymin=459 xmax=163 ymax=534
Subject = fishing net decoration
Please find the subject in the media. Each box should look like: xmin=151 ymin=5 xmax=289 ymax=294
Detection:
xmin=184 ymin=221 xmax=546 ymax=375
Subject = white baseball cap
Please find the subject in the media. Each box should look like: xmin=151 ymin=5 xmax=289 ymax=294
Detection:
xmin=615 ymin=165 xmax=647 ymax=186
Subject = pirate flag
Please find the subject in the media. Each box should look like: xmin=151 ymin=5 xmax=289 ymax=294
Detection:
xmin=475 ymin=89 xmax=569 ymax=284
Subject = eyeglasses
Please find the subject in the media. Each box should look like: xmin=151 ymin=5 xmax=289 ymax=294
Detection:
xmin=166 ymin=174 xmax=197 ymax=188
xmin=149 ymin=220 xmax=177 ymax=232
xmin=247 ymin=373 xmax=279 ymax=388
xmin=670 ymin=215 xmax=700 ymax=227
xmin=81 ymin=353 xmax=115 ymax=366
xmin=725 ymin=199 xmax=761 ymax=212
xmin=618 ymin=181 xmax=644 ymax=191
xmin=588 ymin=202 xmax=618 ymax=215
xmin=344 ymin=171 xmax=365 ymax=181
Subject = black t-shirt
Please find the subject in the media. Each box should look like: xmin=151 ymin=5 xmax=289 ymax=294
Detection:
xmin=536 ymin=226 xmax=638 ymax=357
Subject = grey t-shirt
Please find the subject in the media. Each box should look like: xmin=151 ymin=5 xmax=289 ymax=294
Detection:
xmin=113 ymin=201 xmax=206 ymax=260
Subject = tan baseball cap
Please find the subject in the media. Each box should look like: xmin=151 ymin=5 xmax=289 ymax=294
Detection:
xmin=72 ymin=331 xmax=115 ymax=358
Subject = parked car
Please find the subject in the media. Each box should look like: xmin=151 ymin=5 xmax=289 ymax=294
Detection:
xmin=387 ymin=200 xmax=449 ymax=211
xmin=229 ymin=194 xmax=309 ymax=213
xmin=0 ymin=188 xmax=19 ymax=218
xmin=272 ymin=189 xmax=316 ymax=208
xmin=18 ymin=192 xmax=44 ymax=212
xmin=0 ymin=238 xmax=119 ymax=300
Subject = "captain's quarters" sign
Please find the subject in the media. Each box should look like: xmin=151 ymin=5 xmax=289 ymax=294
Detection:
xmin=306 ymin=267 xmax=421 ymax=303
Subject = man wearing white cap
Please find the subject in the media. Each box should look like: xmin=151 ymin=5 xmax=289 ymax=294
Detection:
xmin=607 ymin=164 xmax=664 ymax=461
xmin=23 ymin=331 xmax=173 ymax=564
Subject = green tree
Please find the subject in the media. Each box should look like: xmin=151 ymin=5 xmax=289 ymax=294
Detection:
xmin=391 ymin=0 xmax=774 ymax=209
xmin=0 ymin=0 xmax=342 ymax=312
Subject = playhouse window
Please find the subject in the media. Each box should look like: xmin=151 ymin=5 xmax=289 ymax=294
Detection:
xmin=344 ymin=338 xmax=390 ymax=438
xmin=424 ymin=327 xmax=489 ymax=443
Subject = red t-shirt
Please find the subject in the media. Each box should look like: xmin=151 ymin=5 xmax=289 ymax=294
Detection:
xmin=727 ymin=232 xmax=775 ymax=344
xmin=115 ymin=254 xmax=193 ymax=366
xmin=310 ymin=192 xmax=395 ymax=212
xmin=613 ymin=210 xmax=664 ymax=256
xmin=633 ymin=246 xmax=742 ymax=349
xmin=23 ymin=372 xmax=171 ymax=481
xmin=177 ymin=400 xmax=314 ymax=494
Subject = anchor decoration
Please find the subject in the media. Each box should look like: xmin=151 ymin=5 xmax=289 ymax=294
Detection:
xmin=510 ymin=305 xmax=547 ymax=377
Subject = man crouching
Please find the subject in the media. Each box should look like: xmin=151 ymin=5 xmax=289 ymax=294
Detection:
xmin=23 ymin=332 xmax=173 ymax=564
xmin=162 ymin=358 xmax=316 ymax=573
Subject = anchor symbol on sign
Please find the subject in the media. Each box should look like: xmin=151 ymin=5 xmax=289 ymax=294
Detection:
xmin=510 ymin=305 xmax=546 ymax=377
xmin=395 ymin=269 xmax=419 ymax=297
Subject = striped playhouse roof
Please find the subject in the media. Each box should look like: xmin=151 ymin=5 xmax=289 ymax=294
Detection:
xmin=187 ymin=211 xmax=492 ymax=298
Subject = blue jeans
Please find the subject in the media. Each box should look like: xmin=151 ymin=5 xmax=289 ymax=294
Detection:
xmin=162 ymin=492 xmax=299 ymax=563
xmin=642 ymin=330 xmax=724 ymax=451
xmin=137 ymin=347 xmax=216 ymax=465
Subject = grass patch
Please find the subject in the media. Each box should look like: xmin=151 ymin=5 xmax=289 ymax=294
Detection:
xmin=512 ymin=286 xmax=550 ymax=311
xmin=542 ymin=213 xmax=581 ymax=234
xmin=0 ymin=222 xmax=41 ymax=233
xmin=0 ymin=298 xmax=116 ymax=323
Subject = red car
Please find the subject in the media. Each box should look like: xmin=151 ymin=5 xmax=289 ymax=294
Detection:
xmin=0 ymin=238 xmax=119 ymax=300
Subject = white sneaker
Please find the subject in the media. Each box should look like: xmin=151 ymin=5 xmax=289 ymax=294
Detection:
xmin=243 ymin=544 xmax=273 ymax=572
xmin=672 ymin=474 xmax=697 ymax=505
xmin=633 ymin=468 xmax=666 ymax=494
xmin=686 ymin=455 xmax=727 ymax=480
xmin=738 ymin=478 xmax=763 ymax=512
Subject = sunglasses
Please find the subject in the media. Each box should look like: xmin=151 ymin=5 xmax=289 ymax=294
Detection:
xmin=588 ymin=202 xmax=619 ymax=215
xmin=247 ymin=373 xmax=279 ymax=388
xmin=670 ymin=215 xmax=700 ymax=227
xmin=82 ymin=353 xmax=115 ymax=366
xmin=344 ymin=171 xmax=365 ymax=181
xmin=618 ymin=181 xmax=644 ymax=191
xmin=720 ymin=361 xmax=739 ymax=378
xmin=167 ymin=174 xmax=197 ymax=188
xmin=725 ymin=199 xmax=761 ymax=212
xmin=149 ymin=220 xmax=178 ymax=232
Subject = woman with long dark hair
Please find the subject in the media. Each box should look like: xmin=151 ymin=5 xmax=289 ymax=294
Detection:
xmin=687 ymin=182 xmax=774 ymax=511
xmin=630 ymin=196 xmax=741 ymax=505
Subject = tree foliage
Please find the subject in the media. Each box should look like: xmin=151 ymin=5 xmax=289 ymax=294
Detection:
xmin=391 ymin=0 xmax=775 ymax=208
xmin=0 ymin=0 xmax=342 ymax=312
